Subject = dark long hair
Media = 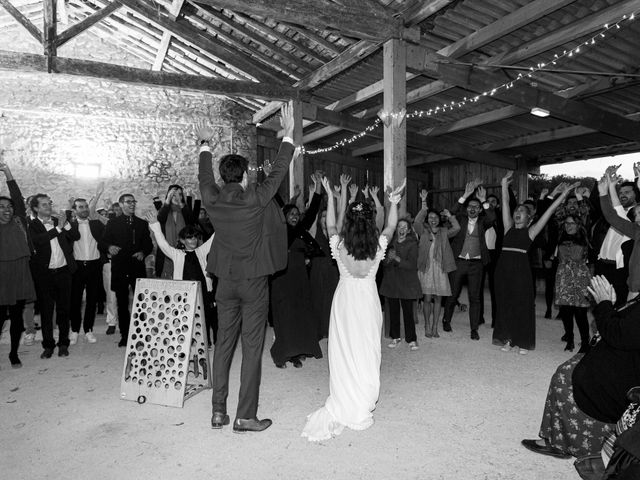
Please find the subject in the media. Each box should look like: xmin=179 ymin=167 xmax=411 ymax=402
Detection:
xmin=557 ymin=214 xmax=590 ymax=248
xmin=341 ymin=201 xmax=379 ymax=260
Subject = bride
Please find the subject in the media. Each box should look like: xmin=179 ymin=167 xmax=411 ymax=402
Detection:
xmin=301 ymin=176 xmax=405 ymax=442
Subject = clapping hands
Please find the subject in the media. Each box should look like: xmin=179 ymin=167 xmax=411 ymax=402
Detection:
xmin=587 ymin=275 xmax=617 ymax=304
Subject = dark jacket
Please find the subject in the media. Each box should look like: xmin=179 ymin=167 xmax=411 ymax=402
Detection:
xmin=449 ymin=201 xmax=496 ymax=266
xmin=102 ymin=214 xmax=153 ymax=287
xmin=379 ymin=234 xmax=422 ymax=299
xmin=71 ymin=218 xmax=109 ymax=264
xmin=198 ymin=141 xmax=294 ymax=280
xmin=28 ymin=216 xmax=80 ymax=274
xmin=572 ymin=298 xmax=640 ymax=424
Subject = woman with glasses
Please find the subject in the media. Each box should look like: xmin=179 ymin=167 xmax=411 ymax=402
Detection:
xmin=553 ymin=214 xmax=592 ymax=352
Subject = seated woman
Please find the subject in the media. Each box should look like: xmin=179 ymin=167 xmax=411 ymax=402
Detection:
xmin=0 ymin=160 xmax=35 ymax=368
xmin=522 ymin=275 xmax=640 ymax=458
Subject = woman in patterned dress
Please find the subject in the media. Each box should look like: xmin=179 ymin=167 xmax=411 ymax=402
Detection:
xmin=553 ymin=214 xmax=592 ymax=352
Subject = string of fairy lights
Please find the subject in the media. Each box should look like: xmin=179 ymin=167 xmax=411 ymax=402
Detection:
xmin=287 ymin=10 xmax=637 ymax=158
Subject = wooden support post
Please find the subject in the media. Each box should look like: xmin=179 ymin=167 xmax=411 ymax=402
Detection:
xmin=43 ymin=0 xmax=57 ymax=72
xmin=515 ymin=158 xmax=529 ymax=202
xmin=383 ymin=38 xmax=407 ymax=214
xmin=289 ymin=99 xmax=304 ymax=201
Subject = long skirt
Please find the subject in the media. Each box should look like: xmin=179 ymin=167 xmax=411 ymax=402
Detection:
xmin=539 ymin=354 xmax=613 ymax=457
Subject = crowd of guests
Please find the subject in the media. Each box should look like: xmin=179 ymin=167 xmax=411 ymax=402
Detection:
xmin=2 ymin=145 xmax=640 ymax=474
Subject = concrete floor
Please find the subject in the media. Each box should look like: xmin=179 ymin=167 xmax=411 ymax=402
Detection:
xmin=1 ymin=299 xmax=582 ymax=480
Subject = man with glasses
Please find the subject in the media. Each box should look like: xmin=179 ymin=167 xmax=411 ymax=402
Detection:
xmin=103 ymin=194 xmax=152 ymax=347
xmin=28 ymin=194 xmax=80 ymax=358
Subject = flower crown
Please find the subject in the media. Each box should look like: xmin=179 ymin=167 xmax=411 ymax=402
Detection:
xmin=349 ymin=201 xmax=372 ymax=219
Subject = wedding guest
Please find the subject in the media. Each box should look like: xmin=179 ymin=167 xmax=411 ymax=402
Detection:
xmin=0 ymin=161 xmax=35 ymax=367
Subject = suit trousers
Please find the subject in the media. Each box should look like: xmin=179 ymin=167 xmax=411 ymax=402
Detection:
xmin=114 ymin=274 xmax=138 ymax=338
xmin=33 ymin=266 xmax=73 ymax=350
xmin=70 ymin=260 xmax=102 ymax=333
xmin=443 ymin=259 xmax=484 ymax=332
xmin=212 ymin=276 xmax=268 ymax=419
xmin=102 ymin=262 xmax=118 ymax=327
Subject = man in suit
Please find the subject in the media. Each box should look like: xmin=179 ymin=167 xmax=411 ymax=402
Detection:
xmin=69 ymin=198 xmax=107 ymax=345
xmin=29 ymin=194 xmax=80 ymax=358
xmin=590 ymin=166 xmax=638 ymax=307
xmin=102 ymin=194 xmax=152 ymax=347
xmin=442 ymin=179 xmax=495 ymax=340
xmin=197 ymin=103 xmax=295 ymax=433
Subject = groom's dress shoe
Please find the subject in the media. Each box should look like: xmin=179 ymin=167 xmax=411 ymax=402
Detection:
xmin=232 ymin=417 xmax=272 ymax=433
xmin=211 ymin=412 xmax=230 ymax=429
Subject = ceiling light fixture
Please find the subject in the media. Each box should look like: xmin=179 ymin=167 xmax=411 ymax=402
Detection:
xmin=530 ymin=107 xmax=550 ymax=117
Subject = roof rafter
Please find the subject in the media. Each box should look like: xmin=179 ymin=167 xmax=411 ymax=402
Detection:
xmin=56 ymin=0 xmax=121 ymax=47
xmin=0 ymin=0 xmax=42 ymax=43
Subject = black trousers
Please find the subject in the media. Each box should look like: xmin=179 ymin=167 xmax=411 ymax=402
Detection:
xmin=387 ymin=298 xmax=417 ymax=343
xmin=443 ymin=259 xmax=484 ymax=332
xmin=70 ymin=260 xmax=102 ymax=333
xmin=481 ymin=249 xmax=499 ymax=326
xmin=595 ymin=260 xmax=628 ymax=308
xmin=113 ymin=274 xmax=139 ymax=339
xmin=543 ymin=260 xmax=558 ymax=314
xmin=212 ymin=276 xmax=268 ymax=420
xmin=32 ymin=266 xmax=72 ymax=350
xmin=559 ymin=305 xmax=589 ymax=346
xmin=0 ymin=301 xmax=25 ymax=356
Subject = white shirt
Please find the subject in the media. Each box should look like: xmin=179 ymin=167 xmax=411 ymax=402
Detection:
xmin=485 ymin=226 xmax=497 ymax=250
xmin=73 ymin=219 xmax=100 ymax=261
xmin=598 ymin=205 xmax=632 ymax=268
xmin=42 ymin=220 xmax=68 ymax=269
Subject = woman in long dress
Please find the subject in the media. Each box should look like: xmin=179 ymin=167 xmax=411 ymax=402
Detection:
xmin=492 ymin=171 xmax=576 ymax=354
xmin=301 ymin=176 xmax=405 ymax=442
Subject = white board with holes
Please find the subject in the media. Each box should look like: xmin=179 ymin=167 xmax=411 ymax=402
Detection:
xmin=119 ymin=278 xmax=212 ymax=408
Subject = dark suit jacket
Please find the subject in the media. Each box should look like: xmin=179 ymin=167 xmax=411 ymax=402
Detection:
xmin=198 ymin=141 xmax=294 ymax=280
xmin=449 ymin=201 xmax=496 ymax=266
xmin=71 ymin=219 xmax=109 ymax=263
xmin=28 ymin=216 xmax=80 ymax=274
xmin=102 ymin=214 xmax=152 ymax=287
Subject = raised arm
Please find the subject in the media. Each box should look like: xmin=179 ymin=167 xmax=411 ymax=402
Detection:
xmin=88 ymin=181 xmax=104 ymax=220
xmin=529 ymin=182 xmax=578 ymax=240
xmin=321 ymin=177 xmax=338 ymax=237
xmin=0 ymin=160 xmax=26 ymax=219
xmin=369 ymin=185 xmax=384 ymax=232
xmin=501 ymin=171 xmax=514 ymax=233
xmin=196 ymin=121 xmax=222 ymax=207
xmin=381 ymin=179 xmax=406 ymax=242
xmin=598 ymin=175 xmax=637 ymax=238
xmin=145 ymin=211 xmax=178 ymax=259
xmin=413 ymin=188 xmax=428 ymax=236
xmin=337 ymin=174 xmax=350 ymax=233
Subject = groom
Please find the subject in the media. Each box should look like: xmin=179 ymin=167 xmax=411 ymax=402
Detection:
xmin=197 ymin=103 xmax=296 ymax=433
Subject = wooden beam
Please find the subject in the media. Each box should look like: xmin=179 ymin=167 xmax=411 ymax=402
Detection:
xmin=194 ymin=0 xmax=398 ymax=41
xmin=419 ymin=105 xmax=526 ymax=136
xmin=0 ymin=50 xmax=300 ymax=100
xmin=189 ymin=5 xmax=312 ymax=72
xmin=0 ymin=0 xmax=42 ymax=44
xmin=429 ymin=58 xmax=640 ymax=143
xmin=383 ymin=39 xmax=407 ymax=211
xmin=279 ymin=22 xmax=343 ymax=56
xmin=152 ymin=0 xmax=185 ymax=71
xmin=117 ymin=0 xmax=288 ymax=83
xmin=402 ymin=0 xmax=454 ymax=25
xmin=56 ymin=1 xmax=122 ymax=47
xmin=43 ymin=0 xmax=57 ymax=70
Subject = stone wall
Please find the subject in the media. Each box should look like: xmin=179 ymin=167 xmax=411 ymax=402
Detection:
xmin=0 ymin=25 xmax=256 ymax=213
xmin=0 ymin=70 xmax=256 ymax=213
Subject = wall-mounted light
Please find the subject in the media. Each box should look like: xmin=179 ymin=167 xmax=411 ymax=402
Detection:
xmin=530 ymin=107 xmax=550 ymax=117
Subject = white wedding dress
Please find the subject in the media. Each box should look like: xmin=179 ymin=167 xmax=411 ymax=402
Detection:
xmin=302 ymin=234 xmax=388 ymax=442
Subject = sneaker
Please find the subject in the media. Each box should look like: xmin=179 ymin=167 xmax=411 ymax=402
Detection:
xmin=387 ymin=338 xmax=401 ymax=348
xmin=409 ymin=341 xmax=419 ymax=351
xmin=106 ymin=326 xmax=116 ymax=335
xmin=23 ymin=333 xmax=36 ymax=346
xmin=518 ymin=348 xmax=529 ymax=355
xmin=69 ymin=331 xmax=79 ymax=345
xmin=500 ymin=341 xmax=512 ymax=352
xmin=85 ymin=331 xmax=97 ymax=343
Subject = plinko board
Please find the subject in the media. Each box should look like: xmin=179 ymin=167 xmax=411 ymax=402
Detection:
xmin=120 ymin=279 xmax=211 ymax=408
